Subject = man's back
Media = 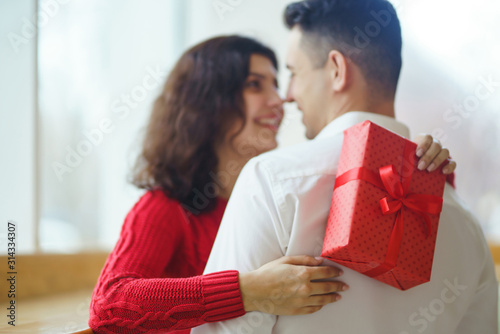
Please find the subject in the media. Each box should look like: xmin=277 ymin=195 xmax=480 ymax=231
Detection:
xmin=195 ymin=112 xmax=498 ymax=333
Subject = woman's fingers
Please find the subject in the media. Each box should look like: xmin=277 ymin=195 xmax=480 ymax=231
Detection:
xmin=291 ymin=293 xmax=343 ymax=315
xmin=277 ymin=255 xmax=323 ymax=266
xmin=426 ymin=147 xmax=450 ymax=172
xmin=295 ymin=306 xmax=324 ymax=315
xmin=413 ymin=134 xmax=456 ymax=174
xmin=442 ymin=160 xmax=457 ymax=174
xmin=295 ymin=266 xmax=348 ymax=295
xmin=414 ymin=134 xmax=433 ymax=158
xmin=306 ymin=265 xmax=343 ymax=280
xmin=417 ymin=141 xmax=442 ymax=171
xmin=241 ymin=255 xmax=348 ymax=315
xmin=306 ymin=293 xmax=342 ymax=306
xmin=308 ymin=280 xmax=348 ymax=295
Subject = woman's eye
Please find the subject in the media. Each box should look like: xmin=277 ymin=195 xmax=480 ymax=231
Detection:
xmin=246 ymin=80 xmax=261 ymax=89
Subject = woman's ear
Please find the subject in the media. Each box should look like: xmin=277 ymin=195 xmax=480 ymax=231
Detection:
xmin=327 ymin=50 xmax=349 ymax=92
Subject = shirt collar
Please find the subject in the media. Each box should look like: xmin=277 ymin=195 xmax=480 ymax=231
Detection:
xmin=315 ymin=111 xmax=411 ymax=140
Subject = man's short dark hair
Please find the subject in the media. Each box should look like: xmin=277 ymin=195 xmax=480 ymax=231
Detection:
xmin=284 ymin=0 xmax=402 ymax=98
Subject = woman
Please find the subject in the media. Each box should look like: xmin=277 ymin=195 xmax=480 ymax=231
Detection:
xmin=88 ymin=36 xmax=455 ymax=333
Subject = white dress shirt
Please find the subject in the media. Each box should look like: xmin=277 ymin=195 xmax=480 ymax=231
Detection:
xmin=193 ymin=111 xmax=498 ymax=334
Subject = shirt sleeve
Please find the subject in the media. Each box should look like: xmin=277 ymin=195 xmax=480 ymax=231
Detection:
xmin=88 ymin=192 xmax=245 ymax=334
xmin=193 ymin=158 xmax=288 ymax=334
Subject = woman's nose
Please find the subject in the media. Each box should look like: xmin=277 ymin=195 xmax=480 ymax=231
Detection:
xmin=268 ymin=89 xmax=284 ymax=107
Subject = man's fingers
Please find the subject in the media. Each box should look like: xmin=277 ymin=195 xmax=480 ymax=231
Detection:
xmin=413 ymin=134 xmax=433 ymax=157
xmin=417 ymin=142 xmax=441 ymax=171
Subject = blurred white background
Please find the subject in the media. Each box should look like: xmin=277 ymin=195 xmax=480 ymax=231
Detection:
xmin=0 ymin=0 xmax=499 ymax=254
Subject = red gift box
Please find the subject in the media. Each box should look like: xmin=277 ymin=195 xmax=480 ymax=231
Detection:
xmin=321 ymin=120 xmax=446 ymax=290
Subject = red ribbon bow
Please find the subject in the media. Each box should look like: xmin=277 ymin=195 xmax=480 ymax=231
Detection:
xmin=334 ymin=142 xmax=443 ymax=279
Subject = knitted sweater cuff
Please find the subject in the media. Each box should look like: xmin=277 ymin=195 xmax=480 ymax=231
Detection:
xmin=202 ymin=270 xmax=246 ymax=322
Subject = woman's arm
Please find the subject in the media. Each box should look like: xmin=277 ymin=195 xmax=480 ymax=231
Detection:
xmin=88 ymin=192 xmax=245 ymax=333
xmin=89 ymin=192 xmax=344 ymax=334
xmin=239 ymin=256 xmax=345 ymax=315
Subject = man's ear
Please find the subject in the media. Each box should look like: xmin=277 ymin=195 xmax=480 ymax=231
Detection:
xmin=327 ymin=50 xmax=349 ymax=92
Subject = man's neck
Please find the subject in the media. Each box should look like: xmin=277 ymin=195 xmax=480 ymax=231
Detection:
xmin=365 ymin=99 xmax=396 ymax=118
xmin=326 ymin=98 xmax=396 ymax=126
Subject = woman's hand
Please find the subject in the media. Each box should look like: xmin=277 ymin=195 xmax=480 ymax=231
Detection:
xmin=413 ymin=134 xmax=457 ymax=174
xmin=239 ymin=255 xmax=346 ymax=315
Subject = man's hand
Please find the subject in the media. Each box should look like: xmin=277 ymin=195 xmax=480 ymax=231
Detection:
xmin=239 ymin=255 xmax=346 ymax=315
xmin=413 ymin=134 xmax=457 ymax=174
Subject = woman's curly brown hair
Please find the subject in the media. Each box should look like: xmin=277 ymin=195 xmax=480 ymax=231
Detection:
xmin=131 ymin=35 xmax=278 ymax=214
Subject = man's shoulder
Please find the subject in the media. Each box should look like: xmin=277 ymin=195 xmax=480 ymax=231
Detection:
xmin=442 ymin=184 xmax=479 ymax=222
xmin=441 ymin=184 xmax=490 ymax=250
xmin=248 ymin=133 xmax=344 ymax=181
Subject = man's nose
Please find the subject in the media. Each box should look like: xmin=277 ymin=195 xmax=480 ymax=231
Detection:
xmin=285 ymin=83 xmax=295 ymax=103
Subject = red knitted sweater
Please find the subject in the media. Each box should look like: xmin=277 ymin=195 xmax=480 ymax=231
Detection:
xmin=88 ymin=189 xmax=246 ymax=333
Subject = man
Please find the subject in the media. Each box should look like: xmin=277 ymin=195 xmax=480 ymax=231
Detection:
xmin=193 ymin=0 xmax=498 ymax=333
